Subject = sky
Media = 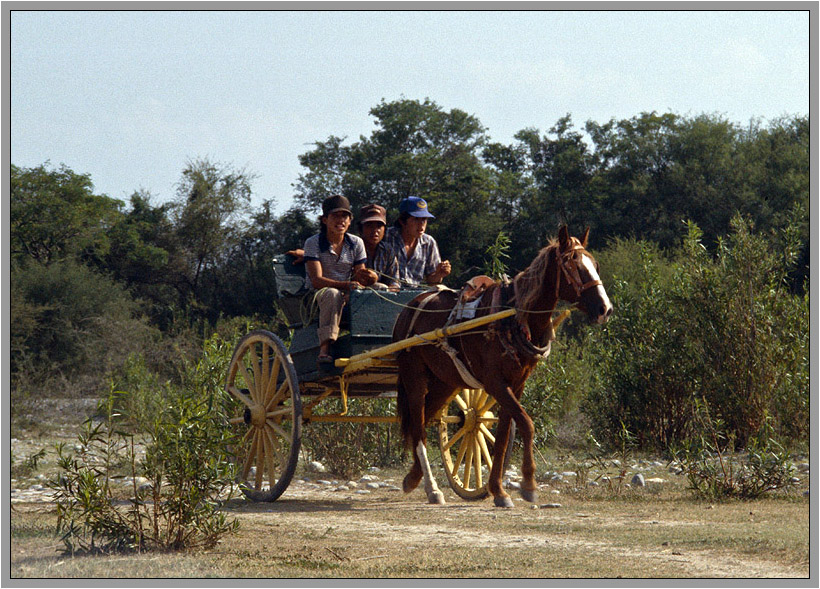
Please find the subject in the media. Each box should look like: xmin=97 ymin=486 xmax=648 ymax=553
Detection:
xmin=9 ymin=9 xmax=811 ymax=214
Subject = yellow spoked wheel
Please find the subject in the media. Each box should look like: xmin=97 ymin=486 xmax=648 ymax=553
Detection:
xmin=438 ymin=388 xmax=499 ymax=500
xmin=225 ymin=330 xmax=302 ymax=502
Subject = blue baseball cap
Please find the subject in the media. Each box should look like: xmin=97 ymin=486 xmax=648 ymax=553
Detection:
xmin=399 ymin=196 xmax=435 ymax=218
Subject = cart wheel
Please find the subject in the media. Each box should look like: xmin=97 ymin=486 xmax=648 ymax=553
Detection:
xmin=225 ymin=330 xmax=302 ymax=502
xmin=437 ymin=388 xmax=499 ymax=500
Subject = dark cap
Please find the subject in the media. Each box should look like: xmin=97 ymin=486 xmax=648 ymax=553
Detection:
xmin=322 ymin=194 xmax=352 ymax=216
xmin=399 ymin=196 xmax=435 ymax=218
xmin=359 ymin=204 xmax=387 ymax=226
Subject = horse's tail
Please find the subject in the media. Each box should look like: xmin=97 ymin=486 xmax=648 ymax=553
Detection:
xmin=395 ymin=371 xmax=414 ymax=451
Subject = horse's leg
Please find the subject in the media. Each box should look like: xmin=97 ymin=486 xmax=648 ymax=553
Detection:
xmin=488 ymin=409 xmax=514 ymax=508
xmin=397 ymin=354 xmax=445 ymax=504
xmin=487 ymin=385 xmax=538 ymax=507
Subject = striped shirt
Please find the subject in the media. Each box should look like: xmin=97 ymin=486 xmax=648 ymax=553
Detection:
xmin=303 ymin=232 xmax=367 ymax=285
xmin=384 ymin=226 xmax=442 ymax=287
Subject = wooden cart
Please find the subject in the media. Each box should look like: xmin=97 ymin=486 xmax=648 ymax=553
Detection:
xmin=224 ymin=255 xmax=528 ymax=503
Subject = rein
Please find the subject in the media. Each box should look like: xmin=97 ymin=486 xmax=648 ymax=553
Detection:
xmin=555 ymin=244 xmax=603 ymax=299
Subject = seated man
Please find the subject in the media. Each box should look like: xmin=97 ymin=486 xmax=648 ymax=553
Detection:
xmin=302 ymin=195 xmax=367 ymax=364
xmin=384 ymin=196 xmax=451 ymax=287
xmin=357 ymin=203 xmax=399 ymax=290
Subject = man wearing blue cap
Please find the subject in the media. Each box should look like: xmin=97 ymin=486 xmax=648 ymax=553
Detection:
xmin=384 ymin=196 xmax=451 ymax=287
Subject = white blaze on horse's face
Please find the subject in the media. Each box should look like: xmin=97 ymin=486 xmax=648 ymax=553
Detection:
xmin=579 ymin=254 xmax=613 ymax=324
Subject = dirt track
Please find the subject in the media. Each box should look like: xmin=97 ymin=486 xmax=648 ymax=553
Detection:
xmin=213 ymin=474 xmax=810 ymax=579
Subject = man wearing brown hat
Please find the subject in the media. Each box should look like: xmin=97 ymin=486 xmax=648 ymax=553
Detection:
xmin=303 ymin=195 xmax=367 ymax=364
xmin=357 ymin=203 xmax=399 ymax=290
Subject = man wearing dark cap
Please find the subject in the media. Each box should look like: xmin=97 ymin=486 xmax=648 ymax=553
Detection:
xmin=303 ymin=195 xmax=367 ymax=364
xmin=384 ymin=196 xmax=451 ymax=287
xmin=357 ymin=203 xmax=399 ymax=290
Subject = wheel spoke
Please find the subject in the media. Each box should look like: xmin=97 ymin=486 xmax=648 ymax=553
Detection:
xmin=227 ymin=385 xmax=254 ymax=409
xmin=242 ymin=429 xmax=259 ymax=481
xmin=478 ymin=396 xmax=497 ymax=416
xmin=254 ymin=428 xmax=267 ymax=490
xmin=264 ymin=356 xmax=282 ymax=405
xmin=266 ymin=379 xmax=289 ymax=411
xmin=463 ymin=437 xmax=474 ymax=488
xmin=453 ymin=392 xmax=468 ymax=411
xmin=443 ymin=422 xmax=468 ymax=452
xmin=246 ymin=345 xmax=261 ymax=403
xmin=478 ymin=431 xmax=493 ymax=466
xmin=473 ymin=439 xmax=483 ymax=488
xmin=266 ymin=418 xmax=289 ymax=441
xmin=479 ymin=423 xmax=496 ymax=445
xmin=264 ymin=425 xmax=281 ymax=481
xmin=472 ymin=389 xmax=487 ymax=409
xmin=237 ymin=361 xmax=256 ymax=405
xmin=267 ymin=407 xmax=292 ymax=419
xmin=261 ymin=343 xmax=270 ymax=399
xmin=453 ymin=432 xmax=469 ymax=474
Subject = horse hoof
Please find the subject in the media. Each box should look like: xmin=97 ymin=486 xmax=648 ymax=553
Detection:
xmin=520 ymin=488 xmax=538 ymax=503
xmin=428 ymin=491 xmax=446 ymax=505
xmin=494 ymin=495 xmax=515 ymax=508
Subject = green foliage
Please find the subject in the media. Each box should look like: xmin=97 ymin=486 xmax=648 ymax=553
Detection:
xmin=483 ymin=231 xmax=511 ymax=280
xmin=10 ymin=259 xmax=143 ymax=379
xmin=11 ymin=162 xmax=122 ymax=265
xmin=584 ymin=215 xmax=809 ymax=451
xmin=671 ymin=399 xmax=798 ymax=500
xmin=50 ymin=334 xmax=240 ymax=554
xmin=523 ymin=339 xmax=593 ymax=447
xmin=302 ymin=399 xmax=404 ymax=479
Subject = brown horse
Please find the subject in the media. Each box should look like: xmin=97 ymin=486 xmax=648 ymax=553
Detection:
xmin=393 ymin=226 xmax=612 ymax=507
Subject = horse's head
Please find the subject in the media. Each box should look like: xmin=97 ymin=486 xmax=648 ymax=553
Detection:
xmin=556 ymin=226 xmax=613 ymax=324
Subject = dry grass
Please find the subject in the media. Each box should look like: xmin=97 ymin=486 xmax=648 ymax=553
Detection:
xmin=10 ymin=464 xmax=810 ymax=580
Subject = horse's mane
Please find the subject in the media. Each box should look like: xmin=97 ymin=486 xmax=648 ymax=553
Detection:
xmin=512 ymin=238 xmax=559 ymax=312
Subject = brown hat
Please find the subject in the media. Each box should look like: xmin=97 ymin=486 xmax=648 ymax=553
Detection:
xmin=359 ymin=203 xmax=387 ymax=226
xmin=322 ymin=194 xmax=352 ymax=216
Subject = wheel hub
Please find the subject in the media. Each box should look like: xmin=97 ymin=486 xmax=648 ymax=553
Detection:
xmin=243 ymin=403 xmax=268 ymax=427
xmin=463 ymin=407 xmax=477 ymax=431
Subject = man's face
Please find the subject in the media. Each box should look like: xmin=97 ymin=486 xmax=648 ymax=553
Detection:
xmin=361 ymin=221 xmax=386 ymax=246
xmin=324 ymin=211 xmax=351 ymax=234
xmin=403 ymin=216 xmax=428 ymax=239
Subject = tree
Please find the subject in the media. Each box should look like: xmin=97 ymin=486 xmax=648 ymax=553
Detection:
xmin=167 ymin=158 xmax=254 ymax=311
xmin=11 ymin=163 xmax=122 ymax=266
xmin=294 ymin=98 xmax=498 ymax=283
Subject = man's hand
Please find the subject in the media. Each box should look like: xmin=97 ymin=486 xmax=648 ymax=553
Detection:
xmin=353 ymin=266 xmax=379 ymax=287
xmin=428 ymin=260 xmax=452 ymax=284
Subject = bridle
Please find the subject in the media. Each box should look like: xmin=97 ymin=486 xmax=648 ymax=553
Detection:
xmin=555 ymin=244 xmax=603 ymax=300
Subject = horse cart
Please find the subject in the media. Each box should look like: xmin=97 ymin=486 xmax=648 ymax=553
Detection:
xmin=224 ymin=254 xmax=532 ymax=503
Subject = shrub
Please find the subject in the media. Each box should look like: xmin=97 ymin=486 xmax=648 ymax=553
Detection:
xmin=671 ymin=399 xmax=798 ymax=500
xmin=302 ymin=398 xmax=404 ymax=480
xmin=50 ymin=333 xmax=239 ymax=554
xmin=584 ymin=216 xmax=809 ymax=451
xmin=523 ymin=338 xmax=592 ymax=447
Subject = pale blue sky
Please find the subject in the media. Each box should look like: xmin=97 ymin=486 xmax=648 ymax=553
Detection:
xmin=10 ymin=9 xmax=810 ymax=213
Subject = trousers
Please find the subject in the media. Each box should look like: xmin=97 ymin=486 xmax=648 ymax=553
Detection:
xmin=315 ymin=288 xmax=346 ymax=343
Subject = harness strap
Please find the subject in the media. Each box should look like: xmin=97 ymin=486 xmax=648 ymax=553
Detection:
xmin=433 ymin=339 xmax=485 ymax=390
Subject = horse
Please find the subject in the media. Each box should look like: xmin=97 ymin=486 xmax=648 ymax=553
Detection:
xmin=392 ymin=225 xmax=612 ymax=507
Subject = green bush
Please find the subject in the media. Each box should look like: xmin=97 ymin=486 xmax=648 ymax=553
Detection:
xmin=11 ymin=259 xmax=155 ymax=390
xmin=50 ymin=333 xmax=239 ymax=554
xmin=522 ymin=338 xmax=592 ymax=447
xmin=584 ymin=214 xmax=808 ymax=451
xmin=302 ymin=398 xmax=405 ymax=479
xmin=671 ymin=399 xmax=798 ymax=500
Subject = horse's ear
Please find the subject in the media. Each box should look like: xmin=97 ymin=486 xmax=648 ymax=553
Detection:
xmin=558 ymin=225 xmax=570 ymax=250
xmin=581 ymin=226 xmax=590 ymax=248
